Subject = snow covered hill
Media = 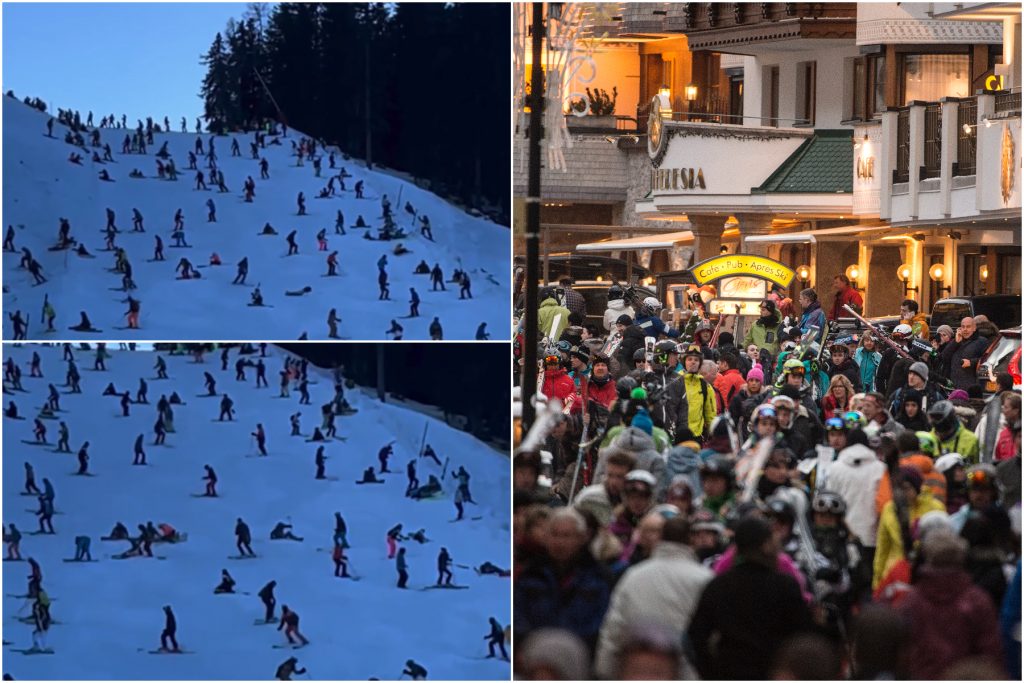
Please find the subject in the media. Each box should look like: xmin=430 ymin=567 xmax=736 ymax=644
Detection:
xmin=2 ymin=98 xmax=509 ymax=340
xmin=2 ymin=344 xmax=510 ymax=680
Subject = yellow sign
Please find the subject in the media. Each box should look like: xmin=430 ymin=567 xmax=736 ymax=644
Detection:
xmin=985 ymin=74 xmax=1004 ymax=92
xmin=690 ymin=254 xmax=795 ymax=288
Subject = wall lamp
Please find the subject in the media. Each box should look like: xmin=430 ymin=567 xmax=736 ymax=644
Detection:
xmin=929 ymin=263 xmax=951 ymax=296
xmin=897 ymin=263 xmax=918 ymax=295
xmin=845 ymin=264 xmax=861 ymax=290
xmin=796 ymin=264 xmax=811 ymax=285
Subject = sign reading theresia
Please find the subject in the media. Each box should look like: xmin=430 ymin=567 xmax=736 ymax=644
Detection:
xmin=651 ymin=167 xmax=706 ymax=191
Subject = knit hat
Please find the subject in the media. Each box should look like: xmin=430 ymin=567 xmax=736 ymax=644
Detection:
xmin=903 ymin=388 xmax=923 ymax=405
xmin=760 ymin=299 xmax=777 ymax=315
xmin=747 ymin=366 xmax=764 ymax=383
xmin=936 ymin=324 xmax=954 ymax=339
xmin=718 ymin=331 xmax=735 ymax=346
xmin=898 ymin=465 xmax=924 ymax=493
xmin=570 ymin=348 xmax=590 ymax=364
xmin=616 ymin=314 xmax=633 ymax=326
xmin=908 ymin=362 xmax=929 ymax=382
xmin=519 ymin=628 xmax=590 ymax=681
xmin=630 ymin=407 xmax=654 ymax=436
xmin=948 ymin=389 xmax=970 ymax=402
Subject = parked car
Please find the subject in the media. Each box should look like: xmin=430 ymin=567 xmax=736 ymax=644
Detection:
xmin=548 ymin=281 xmax=656 ymax=331
xmin=929 ymin=295 xmax=1022 ymax=333
xmin=977 ymin=326 xmax=1022 ymax=394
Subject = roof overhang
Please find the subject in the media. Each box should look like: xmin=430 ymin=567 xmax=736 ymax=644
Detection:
xmin=636 ymin=193 xmax=854 ymax=219
xmin=932 ymin=3 xmax=1023 ymax=22
xmin=744 ymin=225 xmax=902 ymax=244
xmin=576 ymin=230 xmax=694 ymax=252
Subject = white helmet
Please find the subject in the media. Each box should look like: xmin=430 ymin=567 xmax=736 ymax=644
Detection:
xmin=934 ymin=453 xmax=966 ymax=474
xmin=893 ymin=323 xmax=913 ymax=337
xmin=643 ymin=296 xmax=662 ymax=311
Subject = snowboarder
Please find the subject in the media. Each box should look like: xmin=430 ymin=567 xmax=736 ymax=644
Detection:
xmin=459 ymin=272 xmax=472 ymax=300
xmin=206 ymin=198 xmax=216 ymax=222
xmin=258 ymin=580 xmax=277 ymax=622
xmin=378 ymin=444 xmax=394 ymax=473
xmin=334 ymin=210 xmax=345 ymax=235
xmin=4 ymin=224 xmax=15 ymax=252
xmin=396 ymin=547 xmax=409 ymax=589
xmin=270 ymin=523 xmax=302 ymax=542
xmin=214 ymin=569 xmax=236 ymax=594
xmin=326 ymin=251 xmax=339 ymax=276
xmin=475 ymin=323 xmax=490 ymax=340
xmin=159 ymin=606 xmax=179 ymax=652
xmin=154 ymin=415 xmax=167 ymax=445
xmin=286 ymin=230 xmax=298 ymax=256
xmin=131 ymin=209 xmax=144 ymax=232
xmin=230 ymin=139 xmax=240 ymax=157
xmin=316 ymin=229 xmax=327 ymax=251
xmin=9 ymin=311 xmax=27 ymax=340
xmin=36 ymin=496 xmax=55 ymax=534
xmin=236 ymin=358 xmax=248 ymax=381
xmin=430 ymin=264 xmax=445 ymax=291
xmin=153 ymin=234 xmax=165 ymax=261
xmin=260 ymin=158 xmax=269 ymax=179
xmin=204 ymin=372 xmax=217 ymax=396
xmin=378 ymin=270 xmax=391 ymax=300
xmin=203 ymin=465 xmax=217 ymax=497
xmin=277 ymin=606 xmax=309 ymax=646
xmin=297 ymin=192 xmax=306 ymax=216
xmin=75 ymin=441 xmax=93 ymax=475
xmin=386 ymin=523 xmax=403 ymax=559
xmin=419 ymin=215 xmax=433 ymax=241
xmin=235 ymin=517 xmax=254 ymax=557
xmin=276 ymin=657 xmax=306 ymax=681
xmin=406 ymin=460 xmax=419 ymax=496
xmin=232 ymin=257 xmax=249 ymax=285
xmin=256 ymin=359 xmax=268 ymax=388
xmin=106 ymin=208 xmax=117 ymax=232
xmin=437 ymin=547 xmax=453 ymax=586
xmin=137 ymin=378 xmax=148 ymax=403
xmin=289 ymin=412 xmax=301 ymax=436
xmin=121 ymin=391 xmax=132 ymax=417
xmin=429 ymin=318 xmax=443 ymax=341
xmin=219 ymin=394 xmax=234 ymax=421
xmin=252 ymin=423 xmax=267 ymax=456
xmin=354 ymin=180 xmax=364 ymax=199
xmin=33 ymin=418 xmax=48 ymax=443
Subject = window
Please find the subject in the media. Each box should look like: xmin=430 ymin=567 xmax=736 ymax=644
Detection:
xmin=851 ymin=54 xmax=886 ymax=120
xmin=767 ymin=65 xmax=779 ymax=127
xmin=796 ymin=61 xmax=816 ymax=125
xmin=728 ymin=74 xmax=743 ymax=123
xmin=902 ymin=54 xmax=970 ymax=103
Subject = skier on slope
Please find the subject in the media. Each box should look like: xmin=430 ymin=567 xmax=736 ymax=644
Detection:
xmin=290 ymin=412 xmax=301 ymax=436
xmin=333 ymin=512 xmax=348 ymax=548
xmin=485 ymin=618 xmax=508 ymax=659
xmin=409 ymin=288 xmax=421 ymax=317
xmin=332 ymin=542 xmax=349 ymax=578
xmin=378 ymin=269 xmax=391 ymax=300
xmin=386 ymin=320 xmax=404 ymax=340
xmin=386 ymin=523 xmax=403 ymax=559
xmin=258 ymin=580 xmax=277 ymax=623
xmin=378 ymin=443 xmax=394 ymax=473
xmin=204 ymin=372 xmax=217 ymax=396
xmin=429 ymin=318 xmax=443 ymax=341
xmin=277 ymin=606 xmax=310 ymax=646
xmin=24 ymin=462 xmax=41 ymax=495
xmin=396 ymin=547 xmax=410 ymax=589
xmin=326 ymin=251 xmax=339 ymax=276
xmin=214 ymin=569 xmax=236 ymax=594
xmin=219 ymin=394 xmax=235 ymax=421
xmin=402 ymin=660 xmax=427 ymax=680
xmin=235 ymin=517 xmax=255 ymax=557
xmin=159 ymin=605 xmax=179 ymax=652
xmin=206 ymin=198 xmax=216 ymax=222
xmin=437 ymin=547 xmax=454 ymax=586
xmin=406 ymin=460 xmax=419 ymax=496
xmin=251 ymin=423 xmax=268 ymax=456
xmin=276 ymin=657 xmax=306 ymax=681
xmin=203 ymin=465 xmax=217 ymax=497
xmin=286 ymin=230 xmax=298 ymax=256
xmin=315 ymin=446 xmax=327 ymax=480
xmin=56 ymin=421 xmax=70 ymax=453
xmin=430 ymin=264 xmax=445 ymax=291
xmin=327 ymin=309 xmax=341 ymax=339
xmin=297 ymin=192 xmax=306 ymax=216
xmin=76 ymin=442 xmax=90 ymax=475
xmin=134 ymin=434 xmax=146 ymax=465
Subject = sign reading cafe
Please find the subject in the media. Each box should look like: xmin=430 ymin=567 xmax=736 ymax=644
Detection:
xmin=690 ymin=254 xmax=795 ymax=288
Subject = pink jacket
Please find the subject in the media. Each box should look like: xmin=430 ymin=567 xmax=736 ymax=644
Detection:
xmin=712 ymin=544 xmax=813 ymax=604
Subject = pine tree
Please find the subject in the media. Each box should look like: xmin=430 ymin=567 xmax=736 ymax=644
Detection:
xmin=200 ymin=33 xmax=233 ymax=133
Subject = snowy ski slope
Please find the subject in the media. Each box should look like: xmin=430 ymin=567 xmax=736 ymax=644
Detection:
xmin=2 ymin=98 xmax=509 ymax=340
xmin=2 ymin=344 xmax=510 ymax=679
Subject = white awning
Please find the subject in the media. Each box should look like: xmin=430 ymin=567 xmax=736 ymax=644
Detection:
xmin=576 ymin=230 xmax=694 ymax=252
xmin=744 ymin=224 xmax=898 ymax=244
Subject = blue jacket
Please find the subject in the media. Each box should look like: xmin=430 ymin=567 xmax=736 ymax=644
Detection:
xmin=634 ymin=315 xmax=666 ymax=338
xmin=514 ymin=553 xmax=611 ymax=651
xmin=799 ymin=301 xmax=826 ymax=343
xmin=854 ymin=347 xmax=882 ymax=392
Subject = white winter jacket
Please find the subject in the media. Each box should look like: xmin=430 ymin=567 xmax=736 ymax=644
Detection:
xmin=595 ymin=542 xmax=712 ymax=679
xmin=826 ymin=443 xmax=885 ymax=548
xmin=603 ymin=299 xmax=635 ymax=332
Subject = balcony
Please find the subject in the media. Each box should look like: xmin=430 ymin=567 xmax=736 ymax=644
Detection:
xmin=881 ymin=89 xmax=1021 ymax=223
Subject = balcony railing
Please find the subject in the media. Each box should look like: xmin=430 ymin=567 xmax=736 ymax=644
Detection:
xmin=894 ymin=108 xmax=910 ymax=184
xmin=921 ymin=103 xmax=942 ymax=180
xmin=994 ymin=90 xmax=1022 ymax=115
xmin=955 ymin=97 xmax=977 ymax=176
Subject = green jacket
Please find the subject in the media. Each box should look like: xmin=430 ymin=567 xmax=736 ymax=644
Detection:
xmin=537 ymin=298 xmax=570 ymax=341
xmin=682 ymin=372 xmax=718 ymax=439
xmin=934 ymin=424 xmax=980 ymax=464
xmin=601 ymin=424 xmax=671 ymax=453
xmin=743 ymin=316 xmax=781 ymax=356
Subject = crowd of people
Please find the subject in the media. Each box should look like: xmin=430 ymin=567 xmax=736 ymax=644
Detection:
xmin=513 ymin=275 xmax=1021 ymax=680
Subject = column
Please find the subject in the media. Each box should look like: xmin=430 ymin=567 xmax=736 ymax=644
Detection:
xmin=686 ymin=214 xmax=727 ymax=264
xmin=733 ymin=213 xmax=775 ymax=256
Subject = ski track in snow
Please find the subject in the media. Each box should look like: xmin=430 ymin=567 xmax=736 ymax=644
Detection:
xmin=2 ymin=99 xmax=509 ymax=340
xmin=1 ymin=345 xmax=510 ymax=679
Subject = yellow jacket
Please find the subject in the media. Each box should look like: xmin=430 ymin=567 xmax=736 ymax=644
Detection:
xmin=682 ymin=372 xmax=717 ymax=439
xmin=872 ymin=492 xmax=945 ymax=589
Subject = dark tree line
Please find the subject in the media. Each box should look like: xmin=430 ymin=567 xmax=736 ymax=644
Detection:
xmin=200 ymin=3 xmax=508 ymax=220
xmin=280 ymin=343 xmax=510 ymax=444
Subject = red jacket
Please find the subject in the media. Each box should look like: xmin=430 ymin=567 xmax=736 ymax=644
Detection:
xmin=541 ymin=368 xmax=575 ymax=407
xmin=587 ymin=376 xmax=618 ymax=409
xmin=829 ymin=286 xmax=863 ymax=321
xmin=900 ymin=567 xmax=1004 ymax=680
xmin=714 ymin=369 xmax=746 ymax=410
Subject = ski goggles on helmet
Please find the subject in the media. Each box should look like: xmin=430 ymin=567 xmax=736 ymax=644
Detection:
xmin=754 ymin=405 xmax=778 ymax=421
xmin=824 ymin=417 xmax=846 ymax=432
xmin=812 ymin=494 xmax=845 ymax=515
xmin=543 ymin=354 xmax=560 ymax=365
xmin=842 ymin=410 xmax=866 ymax=429
xmin=967 ymin=469 xmax=996 ymax=488
xmin=555 ymin=340 xmax=572 ymax=352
